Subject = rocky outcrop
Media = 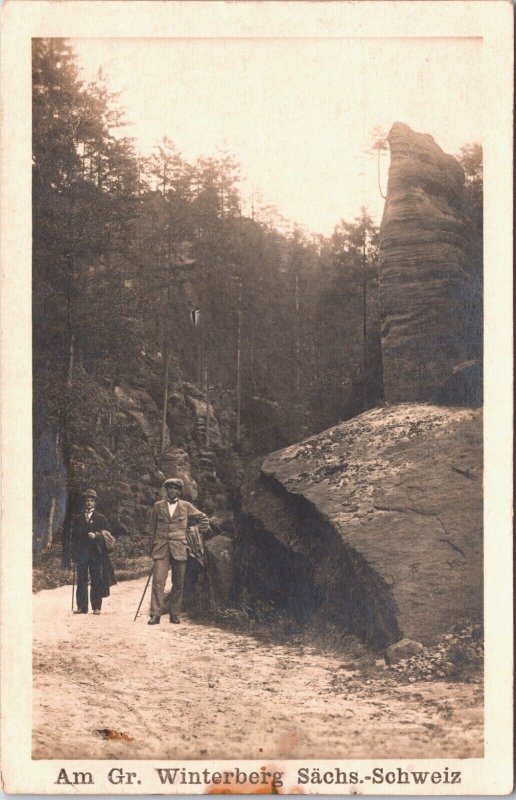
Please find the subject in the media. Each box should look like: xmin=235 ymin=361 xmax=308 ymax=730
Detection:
xmin=186 ymin=394 xmax=222 ymax=445
xmin=204 ymin=534 xmax=234 ymax=609
xmin=114 ymin=384 xmax=168 ymax=453
xmin=379 ymin=123 xmax=473 ymax=402
xmin=161 ymin=447 xmax=198 ymax=501
xmin=237 ymin=404 xmax=482 ymax=648
xmin=33 ymin=355 xmax=240 ymax=574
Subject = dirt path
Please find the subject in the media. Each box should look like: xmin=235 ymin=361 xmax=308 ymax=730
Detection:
xmin=33 ymin=578 xmax=483 ymax=760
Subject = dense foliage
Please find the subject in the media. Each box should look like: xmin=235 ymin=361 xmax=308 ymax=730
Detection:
xmin=33 ymin=39 xmax=384 ymax=458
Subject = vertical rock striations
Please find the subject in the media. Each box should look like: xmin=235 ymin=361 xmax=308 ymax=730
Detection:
xmin=379 ymin=122 xmax=472 ymax=402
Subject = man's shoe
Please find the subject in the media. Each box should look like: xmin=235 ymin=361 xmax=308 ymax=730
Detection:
xmin=93 ymin=610 xmax=101 ymax=615
xmin=73 ymin=609 xmax=88 ymax=614
xmin=169 ymin=615 xmax=180 ymax=624
xmin=147 ymin=616 xmax=161 ymax=625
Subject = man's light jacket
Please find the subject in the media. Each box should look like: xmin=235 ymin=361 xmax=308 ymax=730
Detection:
xmin=147 ymin=498 xmax=209 ymax=561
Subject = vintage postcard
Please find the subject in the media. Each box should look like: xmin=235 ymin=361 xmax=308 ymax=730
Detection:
xmin=0 ymin=0 xmax=513 ymax=795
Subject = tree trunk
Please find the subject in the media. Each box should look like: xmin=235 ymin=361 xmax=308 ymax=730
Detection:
xmin=236 ymin=278 xmax=242 ymax=443
xmin=160 ymin=348 xmax=169 ymax=467
xmin=205 ymin=351 xmax=210 ymax=447
xmin=46 ymin=497 xmax=56 ymax=548
xmin=66 ymin=252 xmax=76 ymax=390
xmin=46 ymin=431 xmax=61 ymax=548
xmin=159 ymin=286 xmax=171 ymax=466
xmin=109 ymin=410 xmax=116 ymax=452
xmin=66 ymin=331 xmax=75 ymax=390
xmin=198 ymin=316 xmax=205 ymax=389
xmin=294 ymin=270 xmax=301 ymax=397
xmin=250 ymin=337 xmax=257 ymax=395
xmin=362 ymin=239 xmax=367 ymax=408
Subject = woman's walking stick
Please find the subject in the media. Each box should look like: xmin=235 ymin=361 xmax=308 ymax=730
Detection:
xmin=71 ymin=562 xmax=75 ymax=612
xmin=133 ymin=566 xmax=154 ymax=621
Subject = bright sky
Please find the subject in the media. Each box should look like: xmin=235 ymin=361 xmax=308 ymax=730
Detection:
xmin=73 ymin=37 xmax=483 ymax=236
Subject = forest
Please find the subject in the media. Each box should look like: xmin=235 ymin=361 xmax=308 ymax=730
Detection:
xmin=33 ymin=38 xmax=482 ymax=556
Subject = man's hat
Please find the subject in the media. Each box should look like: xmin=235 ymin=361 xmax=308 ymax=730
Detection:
xmin=83 ymin=488 xmax=98 ymax=499
xmin=163 ymin=477 xmax=183 ymax=490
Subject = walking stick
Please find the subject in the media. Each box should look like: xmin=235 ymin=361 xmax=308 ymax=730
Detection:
xmin=71 ymin=561 xmax=75 ymax=612
xmin=133 ymin=566 xmax=154 ymax=621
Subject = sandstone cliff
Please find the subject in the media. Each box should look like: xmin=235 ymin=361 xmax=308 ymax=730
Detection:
xmin=379 ymin=122 xmax=473 ymax=402
xmin=237 ymin=404 xmax=482 ymax=648
xmin=33 ymin=354 xmax=239 ymax=588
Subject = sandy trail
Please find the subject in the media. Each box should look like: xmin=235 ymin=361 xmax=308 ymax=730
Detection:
xmin=33 ymin=577 xmax=483 ymax=760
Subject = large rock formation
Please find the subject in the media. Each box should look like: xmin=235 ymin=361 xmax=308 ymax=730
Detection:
xmin=379 ymin=123 xmax=473 ymax=402
xmin=237 ymin=404 xmax=482 ymax=648
xmin=33 ymin=354 xmax=240 ymax=585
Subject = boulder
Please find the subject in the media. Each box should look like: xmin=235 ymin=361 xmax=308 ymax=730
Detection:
xmin=237 ymin=404 xmax=482 ymax=647
xmin=379 ymin=123 xmax=473 ymax=402
xmin=209 ymin=513 xmax=236 ymax=538
xmin=173 ymin=535 xmax=234 ymax=614
xmin=385 ymin=638 xmax=424 ymax=664
xmin=204 ymin=535 xmax=234 ymax=609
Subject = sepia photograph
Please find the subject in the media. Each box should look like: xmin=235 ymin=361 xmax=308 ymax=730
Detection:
xmin=0 ymin=1 xmax=513 ymax=795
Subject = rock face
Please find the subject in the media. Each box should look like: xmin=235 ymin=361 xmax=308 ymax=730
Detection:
xmin=379 ymin=123 xmax=473 ymax=402
xmin=204 ymin=534 xmax=234 ymax=610
xmin=177 ymin=534 xmax=234 ymax=615
xmin=237 ymin=404 xmax=482 ymax=648
xmin=33 ymin=354 xmax=239 ymax=568
xmin=433 ymin=359 xmax=483 ymax=407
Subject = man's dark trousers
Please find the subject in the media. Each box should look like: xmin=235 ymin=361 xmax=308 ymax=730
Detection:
xmin=70 ymin=509 xmax=109 ymax=612
xmin=76 ymin=550 xmax=103 ymax=612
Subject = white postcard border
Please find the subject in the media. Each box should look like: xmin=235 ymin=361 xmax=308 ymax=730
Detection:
xmin=1 ymin=1 xmax=513 ymax=794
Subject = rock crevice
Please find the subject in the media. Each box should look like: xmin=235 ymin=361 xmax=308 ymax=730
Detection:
xmin=237 ymin=466 xmax=401 ymax=648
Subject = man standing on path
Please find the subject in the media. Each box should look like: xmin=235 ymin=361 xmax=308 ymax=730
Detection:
xmin=147 ymin=478 xmax=209 ymax=625
xmin=69 ymin=489 xmax=111 ymax=615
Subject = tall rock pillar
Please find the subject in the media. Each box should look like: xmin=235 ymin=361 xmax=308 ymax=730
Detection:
xmin=378 ymin=122 xmax=472 ymax=402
